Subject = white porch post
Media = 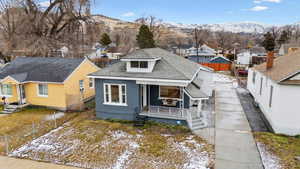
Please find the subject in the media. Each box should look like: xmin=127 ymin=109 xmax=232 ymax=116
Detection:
xmin=16 ymin=84 xmax=21 ymax=105
xmin=197 ymin=99 xmax=202 ymax=117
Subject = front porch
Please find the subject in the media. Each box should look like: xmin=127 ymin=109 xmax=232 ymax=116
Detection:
xmin=138 ymin=83 xmax=208 ymax=130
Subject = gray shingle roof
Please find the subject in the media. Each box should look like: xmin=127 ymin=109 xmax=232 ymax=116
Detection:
xmin=121 ymin=49 xmax=161 ymax=60
xmin=90 ymin=48 xmax=207 ymax=81
xmin=185 ymin=83 xmax=208 ymax=99
xmin=0 ymin=57 xmax=85 ymax=83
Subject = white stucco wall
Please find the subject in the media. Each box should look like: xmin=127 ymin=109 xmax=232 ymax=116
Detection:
xmin=247 ymin=68 xmax=300 ymax=135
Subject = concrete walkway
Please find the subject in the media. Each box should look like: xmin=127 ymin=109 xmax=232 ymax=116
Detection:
xmin=0 ymin=156 xmax=80 ymax=169
xmin=214 ymin=74 xmax=264 ymax=169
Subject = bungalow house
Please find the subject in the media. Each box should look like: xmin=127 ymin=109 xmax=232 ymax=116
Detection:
xmin=247 ymin=51 xmax=300 ymax=136
xmin=279 ymin=43 xmax=300 ymax=56
xmin=0 ymin=57 xmax=100 ymax=112
xmin=89 ymin=48 xmax=214 ymax=130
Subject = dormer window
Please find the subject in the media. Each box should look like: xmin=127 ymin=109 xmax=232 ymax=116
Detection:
xmin=131 ymin=61 xmax=148 ymax=69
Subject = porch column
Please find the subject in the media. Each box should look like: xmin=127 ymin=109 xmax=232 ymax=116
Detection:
xmin=197 ymin=100 xmax=202 ymax=117
xmin=16 ymin=84 xmax=21 ymax=105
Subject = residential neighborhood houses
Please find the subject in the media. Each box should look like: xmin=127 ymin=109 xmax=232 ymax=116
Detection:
xmin=0 ymin=1 xmax=300 ymax=169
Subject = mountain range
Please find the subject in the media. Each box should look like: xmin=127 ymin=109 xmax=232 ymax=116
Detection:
xmin=92 ymin=15 xmax=300 ymax=34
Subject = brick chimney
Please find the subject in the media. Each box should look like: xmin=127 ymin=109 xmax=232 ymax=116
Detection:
xmin=266 ymin=51 xmax=274 ymax=70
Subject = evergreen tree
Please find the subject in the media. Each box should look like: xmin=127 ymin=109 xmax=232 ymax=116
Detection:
xmin=100 ymin=33 xmax=112 ymax=47
xmin=278 ymin=30 xmax=289 ymax=46
xmin=262 ymin=32 xmax=276 ymax=52
xmin=136 ymin=25 xmax=155 ymax=49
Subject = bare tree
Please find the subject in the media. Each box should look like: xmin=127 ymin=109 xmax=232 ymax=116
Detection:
xmin=193 ymin=27 xmax=210 ymax=56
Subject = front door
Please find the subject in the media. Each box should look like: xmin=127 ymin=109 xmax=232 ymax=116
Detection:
xmin=20 ymin=85 xmax=26 ymax=104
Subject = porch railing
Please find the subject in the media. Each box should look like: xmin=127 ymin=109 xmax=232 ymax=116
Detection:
xmin=141 ymin=106 xmax=193 ymax=120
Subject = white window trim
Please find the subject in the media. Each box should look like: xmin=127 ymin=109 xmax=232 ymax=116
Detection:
xmin=89 ymin=78 xmax=94 ymax=88
xmin=158 ymin=86 xmax=183 ymax=101
xmin=103 ymin=83 xmax=127 ymax=106
xmin=37 ymin=84 xmax=48 ymax=97
xmin=0 ymin=84 xmax=13 ymax=98
xmin=79 ymin=80 xmax=85 ymax=91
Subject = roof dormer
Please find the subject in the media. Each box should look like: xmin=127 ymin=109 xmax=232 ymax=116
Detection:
xmin=120 ymin=49 xmax=161 ymax=73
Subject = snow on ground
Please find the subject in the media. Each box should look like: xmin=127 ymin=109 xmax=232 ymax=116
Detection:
xmin=213 ymin=73 xmax=233 ymax=83
xmin=173 ymin=135 xmax=210 ymax=169
xmin=44 ymin=112 xmax=65 ymax=121
xmin=257 ymin=142 xmax=282 ymax=169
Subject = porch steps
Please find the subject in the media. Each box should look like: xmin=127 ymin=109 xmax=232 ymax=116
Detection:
xmin=190 ymin=118 xmax=207 ymax=131
xmin=1 ymin=105 xmax=18 ymax=114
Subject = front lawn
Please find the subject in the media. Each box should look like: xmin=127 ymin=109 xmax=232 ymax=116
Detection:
xmin=11 ymin=112 xmax=215 ymax=169
xmin=255 ymin=132 xmax=300 ymax=169
xmin=0 ymin=106 xmax=78 ymax=154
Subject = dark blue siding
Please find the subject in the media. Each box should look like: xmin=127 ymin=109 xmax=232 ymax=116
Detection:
xmin=95 ymin=79 xmax=140 ymax=121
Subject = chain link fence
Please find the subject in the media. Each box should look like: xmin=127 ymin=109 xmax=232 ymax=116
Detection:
xmin=0 ymin=111 xmax=75 ymax=156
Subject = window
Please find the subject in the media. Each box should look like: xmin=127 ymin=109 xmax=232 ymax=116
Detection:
xmin=160 ymin=86 xmax=180 ymax=99
xmin=89 ymin=78 xmax=94 ymax=88
xmin=269 ymin=86 xmax=273 ymax=107
xmin=38 ymin=84 xmax=48 ymax=97
xmin=131 ymin=61 xmax=139 ymax=68
xmin=130 ymin=61 xmax=148 ymax=69
xmin=103 ymin=84 xmax=127 ymax=105
xmin=0 ymin=84 xmax=12 ymax=96
xmin=79 ymin=80 xmax=84 ymax=91
xmin=252 ymin=72 xmax=256 ymax=84
xmin=260 ymin=77 xmax=263 ymax=95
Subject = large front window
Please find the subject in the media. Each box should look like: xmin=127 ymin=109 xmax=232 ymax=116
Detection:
xmin=104 ymin=84 xmax=127 ymax=105
xmin=38 ymin=84 xmax=48 ymax=97
xmin=160 ymin=86 xmax=180 ymax=99
xmin=0 ymin=84 xmax=12 ymax=96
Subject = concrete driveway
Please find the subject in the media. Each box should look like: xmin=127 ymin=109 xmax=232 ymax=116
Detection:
xmin=213 ymin=74 xmax=264 ymax=169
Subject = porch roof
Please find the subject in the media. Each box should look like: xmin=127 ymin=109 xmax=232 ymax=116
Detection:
xmin=185 ymin=83 xmax=208 ymax=100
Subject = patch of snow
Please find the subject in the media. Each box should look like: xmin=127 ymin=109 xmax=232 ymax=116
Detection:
xmin=44 ymin=112 xmax=65 ymax=121
xmin=112 ymin=142 xmax=139 ymax=169
xmin=257 ymin=142 xmax=282 ymax=169
xmin=173 ymin=136 xmax=210 ymax=169
xmin=213 ymin=73 xmax=233 ymax=83
xmin=10 ymin=126 xmax=64 ymax=157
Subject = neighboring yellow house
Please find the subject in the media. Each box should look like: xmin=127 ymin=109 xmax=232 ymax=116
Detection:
xmin=0 ymin=57 xmax=100 ymax=111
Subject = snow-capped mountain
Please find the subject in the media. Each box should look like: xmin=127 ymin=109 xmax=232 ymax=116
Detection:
xmin=164 ymin=22 xmax=271 ymax=34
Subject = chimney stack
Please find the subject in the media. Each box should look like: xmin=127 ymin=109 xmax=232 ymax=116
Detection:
xmin=266 ymin=51 xmax=274 ymax=70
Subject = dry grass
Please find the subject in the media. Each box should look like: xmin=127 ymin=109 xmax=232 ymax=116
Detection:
xmin=254 ymin=132 xmax=300 ymax=169
xmin=0 ymin=106 xmax=78 ymax=154
xmin=10 ymin=113 xmax=215 ymax=169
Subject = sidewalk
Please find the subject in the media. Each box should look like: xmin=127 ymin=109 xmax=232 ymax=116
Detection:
xmin=0 ymin=156 xmax=80 ymax=169
xmin=214 ymin=75 xmax=264 ymax=169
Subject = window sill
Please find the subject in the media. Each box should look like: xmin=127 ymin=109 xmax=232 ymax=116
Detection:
xmin=37 ymin=95 xmax=48 ymax=98
xmin=103 ymin=102 xmax=128 ymax=107
xmin=0 ymin=95 xmax=12 ymax=98
xmin=159 ymin=97 xmax=183 ymax=101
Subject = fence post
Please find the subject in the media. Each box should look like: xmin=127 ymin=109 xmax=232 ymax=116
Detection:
xmin=53 ymin=112 xmax=57 ymax=128
xmin=4 ymin=135 xmax=9 ymax=155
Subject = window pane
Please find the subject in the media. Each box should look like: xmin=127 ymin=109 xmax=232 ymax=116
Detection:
xmin=111 ymin=85 xmax=120 ymax=103
xmin=140 ymin=61 xmax=148 ymax=68
xmin=131 ymin=61 xmax=139 ymax=68
xmin=105 ymin=85 xmax=109 ymax=102
xmin=160 ymin=86 xmax=180 ymax=98
xmin=122 ymin=85 xmax=126 ymax=104
xmin=89 ymin=78 xmax=93 ymax=87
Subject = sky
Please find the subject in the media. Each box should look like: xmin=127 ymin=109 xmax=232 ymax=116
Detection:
xmin=89 ymin=0 xmax=300 ymax=25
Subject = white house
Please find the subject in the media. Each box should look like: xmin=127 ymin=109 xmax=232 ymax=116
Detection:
xmin=237 ymin=51 xmax=251 ymax=65
xmin=247 ymin=51 xmax=300 ymax=136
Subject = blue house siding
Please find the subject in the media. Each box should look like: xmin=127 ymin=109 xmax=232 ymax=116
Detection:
xmin=95 ymin=79 xmax=140 ymax=121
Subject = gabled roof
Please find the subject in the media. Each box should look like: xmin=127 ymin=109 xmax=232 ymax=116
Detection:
xmin=0 ymin=57 xmax=86 ymax=83
xmin=254 ymin=51 xmax=300 ymax=84
xmin=121 ymin=49 xmax=161 ymax=60
xmin=90 ymin=48 xmax=211 ymax=81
